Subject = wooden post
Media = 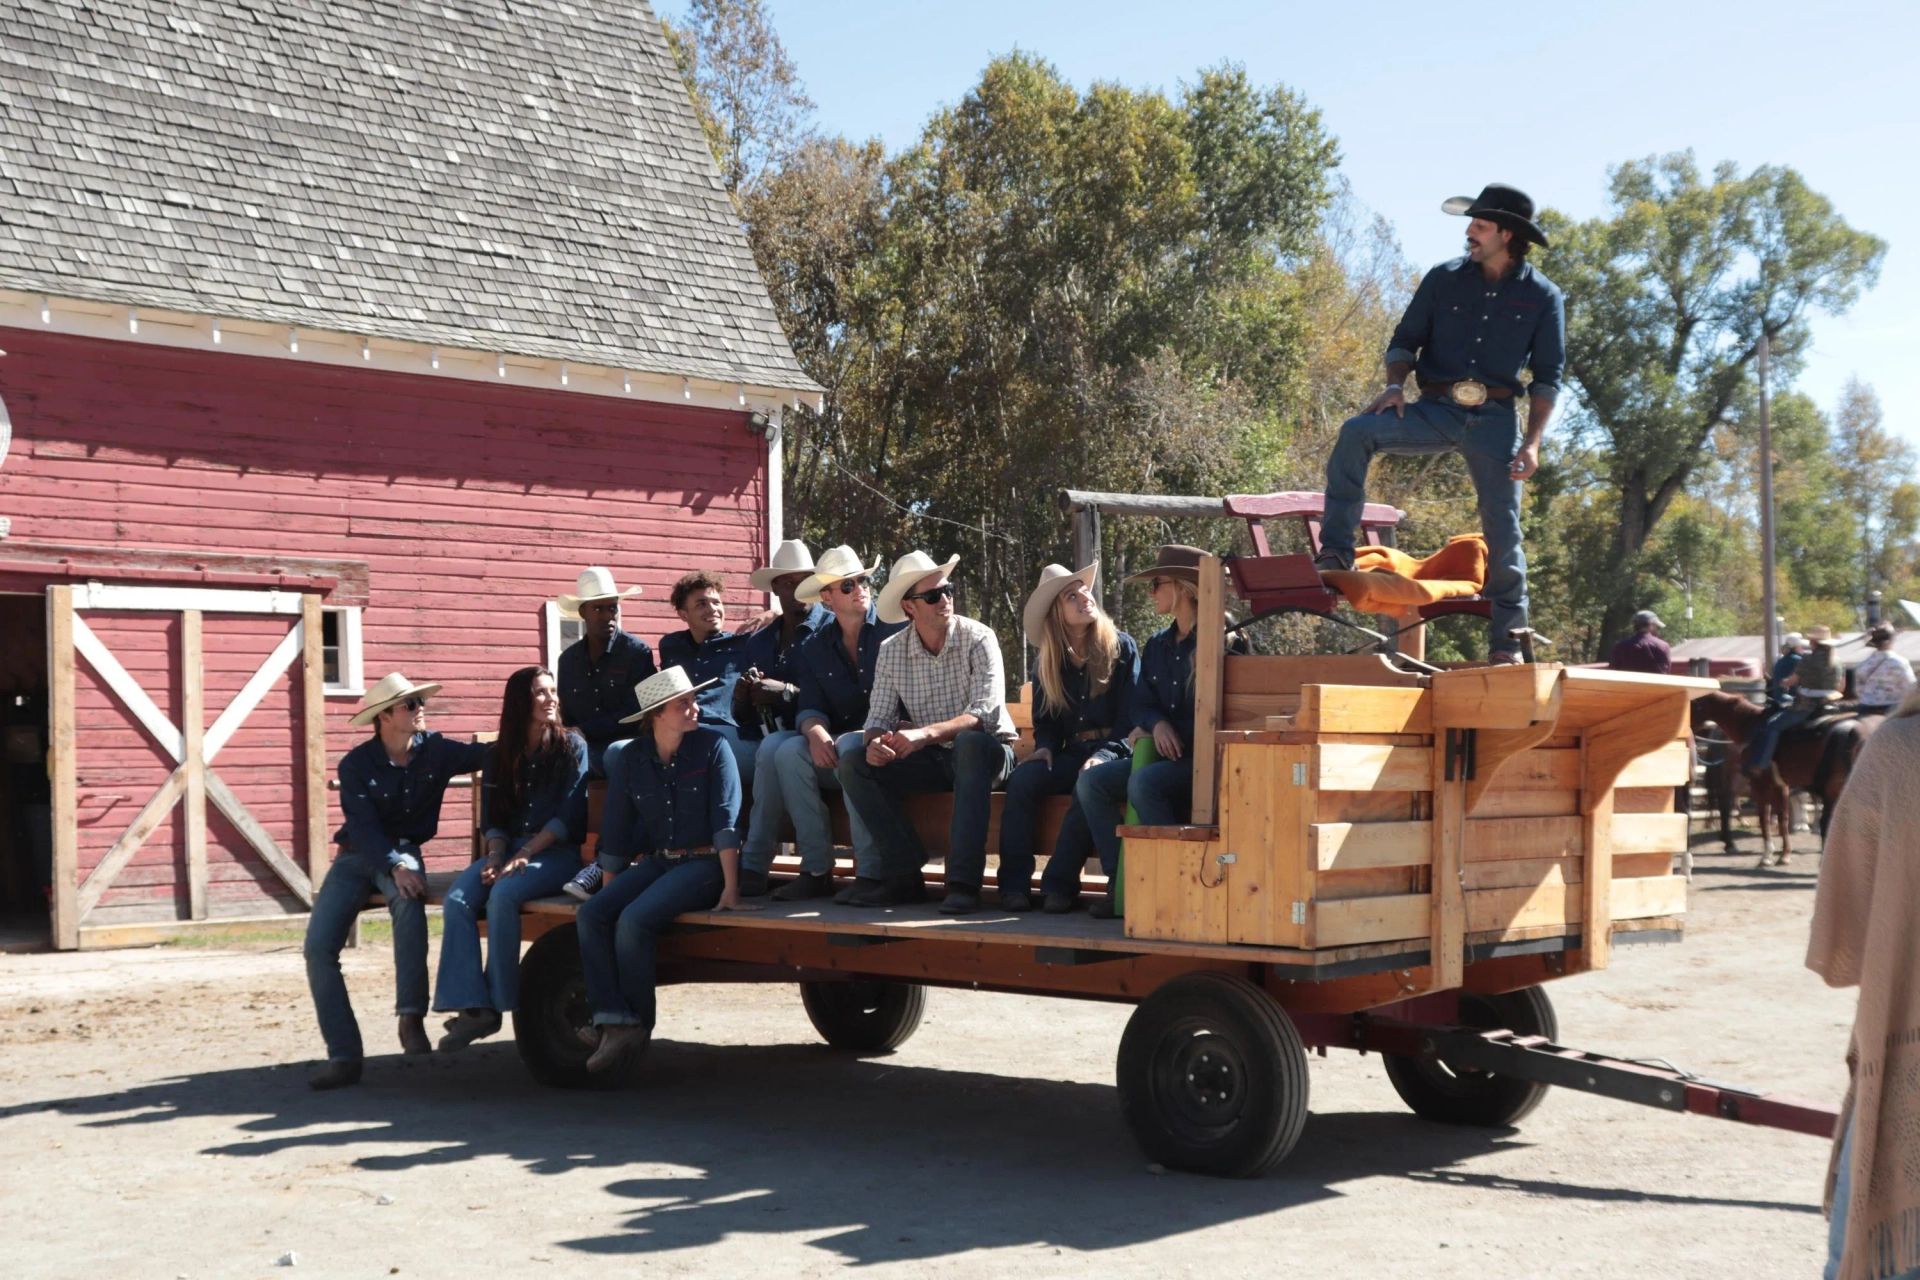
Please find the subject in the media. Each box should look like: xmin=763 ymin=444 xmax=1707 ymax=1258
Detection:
xmin=1428 ymin=735 xmax=1466 ymax=990
xmin=1191 ymin=555 xmax=1226 ymax=825
xmin=48 ymin=586 xmax=79 ymax=950
xmin=301 ymin=594 xmax=329 ymax=889
xmin=1392 ymin=609 xmax=1426 ymax=662
xmin=1579 ymin=784 xmax=1615 ymax=972
xmin=181 ymin=610 xmax=208 ymax=920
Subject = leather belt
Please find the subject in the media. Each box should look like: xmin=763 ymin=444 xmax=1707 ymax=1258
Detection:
xmin=1072 ymin=727 xmax=1115 ymax=743
xmin=1418 ymin=376 xmax=1515 ymax=405
xmin=656 ymin=847 xmax=718 ymax=861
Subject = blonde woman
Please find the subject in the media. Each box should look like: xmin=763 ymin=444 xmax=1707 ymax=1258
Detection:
xmin=1000 ymin=565 xmax=1138 ymax=911
xmin=1809 ymin=681 xmax=1920 ymax=1280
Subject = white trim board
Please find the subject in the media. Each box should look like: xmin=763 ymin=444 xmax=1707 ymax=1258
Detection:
xmin=70 ymin=584 xmax=305 ymax=614
xmin=0 ymin=290 xmax=824 ymax=416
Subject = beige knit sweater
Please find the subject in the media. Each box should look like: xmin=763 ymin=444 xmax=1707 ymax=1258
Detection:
xmin=1807 ymin=714 xmax=1920 ymax=1280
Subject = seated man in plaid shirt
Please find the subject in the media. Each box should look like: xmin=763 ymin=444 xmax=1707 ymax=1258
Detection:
xmin=837 ymin=550 xmax=1019 ymax=914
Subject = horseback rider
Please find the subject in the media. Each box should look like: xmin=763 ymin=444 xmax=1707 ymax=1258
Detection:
xmin=1853 ymin=623 xmax=1914 ymax=716
xmin=1747 ymin=627 xmax=1840 ymax=777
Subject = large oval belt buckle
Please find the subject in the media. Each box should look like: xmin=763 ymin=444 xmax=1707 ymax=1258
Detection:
xmin=1450 ymin=380 xmax=1488 ymax=407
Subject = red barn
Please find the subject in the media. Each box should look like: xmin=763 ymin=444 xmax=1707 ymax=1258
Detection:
xmin=0 ymin=1 xmax=818 ymax=948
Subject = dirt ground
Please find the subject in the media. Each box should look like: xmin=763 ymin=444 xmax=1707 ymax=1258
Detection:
xmin=0 ymin=829 xmax=1852 ymax=1280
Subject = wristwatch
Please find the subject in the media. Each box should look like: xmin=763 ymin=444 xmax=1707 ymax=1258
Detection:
xmin=1385 ymin=383 xmax=1402 ymax=392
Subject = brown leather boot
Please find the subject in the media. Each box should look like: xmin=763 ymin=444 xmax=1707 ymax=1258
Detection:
xmin=585 ymin=1024 xmax=649 ymax=1074
xmin=397 ymin=1014 xmax=432 ymax=1055
xmin=308 ymin=1059 xmax=363 ymax=1090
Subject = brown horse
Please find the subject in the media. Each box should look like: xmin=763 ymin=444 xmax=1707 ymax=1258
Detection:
xmin=1690 ymin=691 xmax=1878 ymax=867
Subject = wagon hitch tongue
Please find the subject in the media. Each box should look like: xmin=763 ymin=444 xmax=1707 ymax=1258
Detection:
xmin=1359 ymin=1019 xmax=1839 ymax=1139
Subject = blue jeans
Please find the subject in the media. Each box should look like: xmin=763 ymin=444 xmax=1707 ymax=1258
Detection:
xmin=741 ymin=729 xmax=800 ymax=872
xmin=761 ymin=730 xmax=878 ymax=878
xmin=1322 ymin=399 xmax=1527 ymax=651
xmin=1827 ymin=1115 xmax=1920 ymax=1279
xmin=591 ymin=724 xmax=757 ymax=881
xmin=1002 ymin=748 xmax=1110 ymax=895
xmin=432 ymin=838 xmax=581 ymax=1014
xmin=576 ymin=854 xmax=725 ymax=1029
xmin=1747 ymin=705 xmax=1808 ymax=774
xmin=303 ymin=849 xmax=429 ymax=1063
xmin=1076 ymin=755 xmax=1194 ymax=875
xmin=837 ymin=730 xmax=1016 ymax=888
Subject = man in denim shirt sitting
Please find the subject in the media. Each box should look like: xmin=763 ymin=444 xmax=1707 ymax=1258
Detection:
xmin=1317 ymin=183 xmax=1566 ymax=664
xmin=304 ymin=673 xmax=493 ymax=1090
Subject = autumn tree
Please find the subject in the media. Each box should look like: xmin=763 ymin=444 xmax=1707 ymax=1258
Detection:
xmin=662 ymin=0 xmax=814 ymax=198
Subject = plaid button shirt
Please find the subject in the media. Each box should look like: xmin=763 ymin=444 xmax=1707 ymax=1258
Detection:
xmin=865 ymin=614 xmax=1017 ymax=742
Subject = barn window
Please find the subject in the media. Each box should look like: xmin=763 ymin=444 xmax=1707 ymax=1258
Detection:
xmin=321 ymin=606 xmax=365 ymax=696
xmin=542 ymin=600 xmax=585 ymax=668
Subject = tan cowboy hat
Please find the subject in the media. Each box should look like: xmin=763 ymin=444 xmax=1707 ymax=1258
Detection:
xmin=750 ymin=539 xmax=817 ymax=592
xmin=1805 ymin=624 xmax=1835 ymax=644
xmin=796 ymin=544 xmax=883 ymax=604
xmin=877 ymin=550 xmax=961 ymax=625
xmin=619 ymin=667 xmax=720 ymax=724
xmin=350 ymin=671 xmax=443 ymax=727
xmin=1022 ymin=563 xmax=1099 ymax=648
xmin=558 ymin=567 xmax=643 ymax=619
xmin=1124 ymin=544 xmax=1207 ymax=587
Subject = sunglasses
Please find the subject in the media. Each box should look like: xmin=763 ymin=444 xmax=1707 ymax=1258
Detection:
xmin=906 ymin=583 xmax=956 ymax=604
xmin=401 ymin=697 xmax=428 ymax=711
xmin=830 ymin=576 xmax=871 ymax=596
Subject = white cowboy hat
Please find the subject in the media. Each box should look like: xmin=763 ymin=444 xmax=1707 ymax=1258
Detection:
xmin=750 ymin=539 xmax=816 ymax=592
xmin=876 ymin=550 xmax=961 ymax=625
xmin=1781 ymin=632 xmax=1807 ymax=653
xmin=795 ymin=544 xmax=884 ymax=604
xmin=558 ymin=567 xmax=643 ymax=619
xmin=350 ymin=671 xmax=443 ymax=727
xmin=1022 ymin=563 xmax=1099 ymax=648
xmin=619 ymin=667 xmax=720 ymax=724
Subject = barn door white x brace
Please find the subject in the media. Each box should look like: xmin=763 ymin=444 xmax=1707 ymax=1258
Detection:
xmin=47 ymin=584 xmax=330 ymax=949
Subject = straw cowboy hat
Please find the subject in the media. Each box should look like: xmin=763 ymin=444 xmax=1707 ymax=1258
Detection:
xmin=1124 ymin=544 xmax=1207 ymax=587
xmin=1442 ymin=182 xmax=1551 ymax=248
xmin=1806 ymin=624 xmax=1836 ymax=644
xmin=558 ymin=567 xmax=643 ymax=619
xmin=877 ymin=550 xmax=961 ymax=625
xmin=751 ymin=539 xmax=817 ymax=592
xmin=350 ymin=671 xmax=443 ymax=727
xmin=796 ymin=544 xmax=883 ymax=604
xmin=618 ymin=667 xmax=720 ymax=724
xmin=1023 ymin=563 xmax=1099 ymax=648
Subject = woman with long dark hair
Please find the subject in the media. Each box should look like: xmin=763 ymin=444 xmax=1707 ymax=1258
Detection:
xmin=433 ymin=666 xmax=589 ymax=1050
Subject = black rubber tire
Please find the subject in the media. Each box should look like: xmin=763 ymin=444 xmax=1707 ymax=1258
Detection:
xmin=1382 ymin=985 xmax=1559 ymax=1127
xmin=1116 ymin=972 xmax=1310 ymax=1178
xmin=513 ymin=924 xmax=646 ymax=1089
xmin=799 ymin=980 xmax=927 ymax=1053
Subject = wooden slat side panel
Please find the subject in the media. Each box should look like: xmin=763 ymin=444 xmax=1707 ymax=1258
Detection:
xmin=1316 ymin=791 xmax=1429 ymax=823
xmin=1466 ymin=883 xmax=1580 ymax=933
xmin=1315 ymin=865 xmax=1424 ymax=900
xmin=1312 ymin=820 xmax=1432 ymax=870
xmin=1313 ymin=743 xmax=1432 ymax=792
xmin=1464 ymin=857 xmax=1580 ymax=892
xmin=1611 ymin=874 xmax=1688 ymax=920
xmin=1611 ymin=811 xmax=1688 ymax=853
xmin=1615 ymin=739 xmax=1692 ymax=788
xmin=1481 ymin=749 xmax=1581 ymax=792
xmin=1464 ymin=815 xmax=1583 ymax=862
xmin=1313 ymin=893 xmax=1429 ymax=946
xmin=1614 ymin=852 xmax=1673 ymax=878
xmin=1614 ymin=787 xmax=1677 ymax=814
xmin=1295 ymin=685 xmax=1431 ymax=735
xmin=1471 ymin=789 xmax=1581 ymax=819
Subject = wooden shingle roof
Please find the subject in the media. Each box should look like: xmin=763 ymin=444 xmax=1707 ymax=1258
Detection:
xmin=0 ymin=0 xmax=818 ymax=392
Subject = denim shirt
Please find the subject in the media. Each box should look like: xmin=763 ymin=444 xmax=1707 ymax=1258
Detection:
xmin=1133 ymin=623 xmax=1199 ymax=748
xmin=1033 ymin=632 xmax=1140 ymax=757
xmin=1386 ymin=256 xmax=1565 ymax=403
xmin=557 ymin=630 xmax=656 ymax=754
xmin=334 ymin=731 xmax=493 ymax=869
xmin=658 ymin=628 xmax=753 ymax=729
xmin=793 ymin=607 xmax=907 ymax=737
xmin=738 ymin=604 xmax=831 ymax=731
xmin=600 ymin=727 xmax=742 ymax=859
xmin=481 ymin=730 xmax=590 ymax=850
xmin=1768 ymin=652 xmax=1803 ymax=705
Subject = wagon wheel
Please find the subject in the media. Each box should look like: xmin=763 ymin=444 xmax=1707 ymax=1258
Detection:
xmin=514 ymin=924 xmax=645 ymax=1089
xmin=800 ymin=980 xmax=926 ymax=1053
xmin=1382 ymin=985 xmax=1558 ymax=1127
xmin=1116 ymin=971 xmax=1309 ymax=1178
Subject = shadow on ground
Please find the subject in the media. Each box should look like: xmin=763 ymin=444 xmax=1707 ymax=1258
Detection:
xmin=1 ymin=1034 xmax=1819 ymax=1264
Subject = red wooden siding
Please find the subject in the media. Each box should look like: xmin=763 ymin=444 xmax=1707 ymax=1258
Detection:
xmin=0 ymin=326 xmax=770 ymax=916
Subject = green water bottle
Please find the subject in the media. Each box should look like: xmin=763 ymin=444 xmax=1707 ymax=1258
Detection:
xmin=1114 ymin=736 xmax=1163 ymax=917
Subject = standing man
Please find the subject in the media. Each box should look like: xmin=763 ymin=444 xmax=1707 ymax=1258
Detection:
xmin=555 ymin=567 xmax=655 ymax=777
xmin=1609 ymin=609 xmax=1673 ymax=674
xmin=838 ymin=551 xmax=1018 ymax=914
xmin=762 ymin=546 xmax=902 ymax=903
xmin=1318 ymin=183 xmax=1566 ymax=664
xmin=303 ymin=673 xmax=492 ymax=1090
xmin=1852 ymin=623 xmax=1914 ymax=715
xmin=736 ymin=540 xmax=831 ymax=896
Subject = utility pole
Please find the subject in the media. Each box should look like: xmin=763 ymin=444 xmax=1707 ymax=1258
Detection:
xmin=1757 ymin=331 xmax=1779 ymax=668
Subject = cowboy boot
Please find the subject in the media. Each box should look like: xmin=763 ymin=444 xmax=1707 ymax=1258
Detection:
xmin=397 ymin=1014 xmax=432 ymax=1055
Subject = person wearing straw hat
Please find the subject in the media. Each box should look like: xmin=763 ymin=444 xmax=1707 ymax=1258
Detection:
xmin=758 ymin=546 xmax=902 ymax=902
xmin=1854 ymin=623 xmax=1914 ymax=716
xmin=1317 ymin=183 xmax=1565 ymax=665
xmin=304 ymin=673 xmax=493 ymax=1090
xmin=1749 ymin=626 xmax=1841 ymax=777
xmin=999 ymin=564 xmax=1139 ymax=912
xmin=736 ymin=539 xmax=832 ymax=896
xmin=555 ymin=567 xmax=655 ymax=778
xmin=837 ymin=550 xmax=1019 ymax=913
xmin=576 ymin=667 xmax=759 ymax=1076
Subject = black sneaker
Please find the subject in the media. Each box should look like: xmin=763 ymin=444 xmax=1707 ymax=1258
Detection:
xmin=999 ymin=890 xmax=1033 ymax=912
xmin=847 ymin=875 xmax=929 ymax=908
xmin=1313 ymin=552 xmax=1352 ymax=574
xmin=562 ymin=864 xmax=603 ymax=901
xmin=771 ymin=871 xmax=835 ymax=902
xmin=1088 ymin=895 xmax=1118 ymax=920
xmin=737 ymin=868 xmax=772 ymax=898
xmin=938 ymin=886 xmax=983 ymax=915
xmin=1042 ymin=892 xmax=1076 ymax=914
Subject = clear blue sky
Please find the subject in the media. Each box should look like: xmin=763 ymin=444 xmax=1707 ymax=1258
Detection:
xmin=663 ymin=0 xmax=1917 ymax=445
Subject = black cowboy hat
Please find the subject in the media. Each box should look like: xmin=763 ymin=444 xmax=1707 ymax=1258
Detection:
xmin=1442 ymin=182 xmax=1551 ymax=249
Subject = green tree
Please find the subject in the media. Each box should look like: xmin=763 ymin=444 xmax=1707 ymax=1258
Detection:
xmin=1541 ymin=154 xmax=1884 ymax=649
xmin=1830 ymin=378 xmax=1920 ymax=608
xmin=663 ymin=0 xmax=814 ymax=198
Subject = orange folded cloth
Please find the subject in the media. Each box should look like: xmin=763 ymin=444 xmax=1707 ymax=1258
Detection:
xmin=1320 ymin=533 xmax=1488 ymax=614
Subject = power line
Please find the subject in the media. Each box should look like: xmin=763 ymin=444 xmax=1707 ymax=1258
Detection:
xmin=824 ymin=453 xmax=1023 ymax=546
